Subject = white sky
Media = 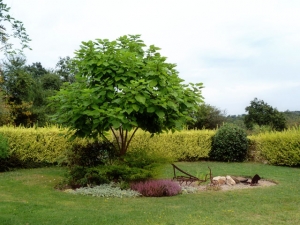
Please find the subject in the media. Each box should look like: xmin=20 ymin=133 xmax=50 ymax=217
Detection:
xmin=6 ymin=0 xmax=300 ymax=115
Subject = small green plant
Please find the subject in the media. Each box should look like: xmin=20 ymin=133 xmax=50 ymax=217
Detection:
xmin=209 ymin=123 xmax=248 ymax=162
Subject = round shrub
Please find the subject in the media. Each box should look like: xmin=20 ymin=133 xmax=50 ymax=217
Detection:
xmin=209 ymin=123 xmax=248 ymax=162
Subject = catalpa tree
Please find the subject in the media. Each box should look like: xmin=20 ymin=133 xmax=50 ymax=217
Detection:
xmin=50 ymin=35 xmax=204 ymax=156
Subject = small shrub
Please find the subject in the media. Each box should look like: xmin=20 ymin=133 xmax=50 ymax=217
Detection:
xmin=103 ymin=164 xmax=154 ymax=182
xmin=65 ymin=166 xmax=110 ymax=188
xmin=68 ymin=140 xmax=117 ymax=167
xmin=209 ymin=123 xmax=248 ymax=162
xmin=130 ymin=179 xmax=181 ymax=197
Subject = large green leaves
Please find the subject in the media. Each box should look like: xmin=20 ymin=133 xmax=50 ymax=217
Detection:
xmin=50 ymin=34 xmax=204 ymax=154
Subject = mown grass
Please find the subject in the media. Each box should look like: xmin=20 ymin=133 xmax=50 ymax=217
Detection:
xmin=0 ymin=162 xmax=299 ymax=225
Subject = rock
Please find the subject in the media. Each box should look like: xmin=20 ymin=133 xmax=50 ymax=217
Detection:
xmin=213 ymin=176 xmax=226 ymax=185
xmin=226 ymin=176 xmax=236 ymax=185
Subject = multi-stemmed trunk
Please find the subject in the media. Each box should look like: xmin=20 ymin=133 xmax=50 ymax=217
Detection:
xmin=110 ymin=126 xmax=139 ymax=156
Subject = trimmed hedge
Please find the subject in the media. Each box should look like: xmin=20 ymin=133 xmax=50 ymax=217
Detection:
xmin=0 ymin=125 xmax=299 ymax=167
xmin=248 ymin=127 xmax=300 ymax=166
xmin=128 ymin=130 xmax=215 ymax=161
xmin=0 ymin=125 xmax=97 ymax=169
xmin=0 ymin=126 xmax=70 ymax=166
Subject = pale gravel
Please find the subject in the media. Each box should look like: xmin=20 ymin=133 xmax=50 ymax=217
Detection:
xmin=178 ymin=179 xmax=277 ymax=192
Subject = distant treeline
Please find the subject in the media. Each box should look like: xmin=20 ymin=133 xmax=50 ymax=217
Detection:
xmin=227 ymin=110 xmax=300 ymax=129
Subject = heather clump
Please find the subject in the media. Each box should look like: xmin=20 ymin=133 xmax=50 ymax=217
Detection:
xmin=130 ymin=179 xmax=181 ymax=197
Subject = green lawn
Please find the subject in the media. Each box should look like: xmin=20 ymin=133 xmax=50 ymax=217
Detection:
xmin=0 ymin=162 xmax=299 ymax=225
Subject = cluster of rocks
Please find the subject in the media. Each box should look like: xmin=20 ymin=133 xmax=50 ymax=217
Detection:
xmin=212 ymin=175 xmax=248 ymax=186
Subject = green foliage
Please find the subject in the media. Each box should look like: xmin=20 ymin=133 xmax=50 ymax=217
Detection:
xmin=244 ymin=98 xmax=286 ymax=131
xmin=283 ymin=110 xmax=300 ymax=128
xmin=248 ymin=126 xmax=300 ymax=166
xmin=129 ymin=129 xmax=215 ymax=161
xmin=0 ymin=56 xmax=60 ymax=126
xmin=103 ymin=164 xmax=154 ymax=182
xmin=188 ymin=103 xmax=227 ymax=129
xmin=0 ymin=0 xmax=31 ymax=54
xmin=55 ymin=56 xmax=76 ymax=83
xmin=64 ymin=166 xmax=109 ymax=188
xmin=0 ymin=132 xmax=8 ymax=159
xmin=0 ymin=125 xmax=72 ymax=168
xmin=67 ymin=140 xmax=117 ymax=167
xmin=209 ymin=124 xmax=248 ymax=162
xmin=50 ymin=34 xmax=204 ymax=156
xmin=65 ymin=164 xmax=155 ymax=188
xmin=226 ymin=114 xmax=247 ymax=130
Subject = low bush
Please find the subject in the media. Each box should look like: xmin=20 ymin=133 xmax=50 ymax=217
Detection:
xmin=71 ymin=183 xmax=141 ymax=198
xmin=67 ymin=140 xmax=117 ymax=167
xmin=130 ymin=179 xmax=182 ymax=197
xmin=64 ymin=163 xmax=156 ymax=188
xmin=103 ymin=164 xmax=154 ymax=182
xmin=209 ymin=124 xmax=248 ymax=162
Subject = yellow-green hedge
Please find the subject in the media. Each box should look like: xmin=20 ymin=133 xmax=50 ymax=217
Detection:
xmin=0 ymin=126 xmax=71 ymax=163
xmin=248 ymin=127 xmax=300 ymax=166
xmin=1 ymin=125 xmax=299 ymax=167
xmin=128 ymin=129 xmax=216 ymax=161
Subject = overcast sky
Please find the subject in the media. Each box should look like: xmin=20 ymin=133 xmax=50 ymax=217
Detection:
xmin=6 ymin=0 xmax=300 ymax=115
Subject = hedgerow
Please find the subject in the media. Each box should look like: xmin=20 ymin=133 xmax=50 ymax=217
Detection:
xmin=248 ymin=126 xmax=300 ymax=166
xmin=128 ymin=129 xmax=215 ymax=161
xmin=0 ymin=125 xmax=95 ymax=169
xmin=0 ymin=125 xmax=299 ymax=168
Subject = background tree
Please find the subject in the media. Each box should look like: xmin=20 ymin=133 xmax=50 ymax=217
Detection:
xmin=283 ymin=110 xmax=300 ymax=128
xmin=0 ymin=56 xmax=61 ymax=126
xmin=188 ymin=103 xmax=227 ymax=129
xmin=226 ymin=114 xmax=247 ymax=130
xmin=55 ymin=56 xmax=76 ymax=83
xmin=244 ymin=98 xmax=286 ymax=131
xmin=0 ymin=0 xmax=31 ymax=54
xmin=50 ymin=35 xmax=204 ymax=156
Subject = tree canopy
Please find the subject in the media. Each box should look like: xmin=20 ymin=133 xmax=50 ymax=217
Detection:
xmin=50 ymin=35 xmax=204 ymax=155
xmin=0 ymin=0 xmax=31 ymax=54
xmin=188 ymin=103 xmax=227 ymax=129
xmin=244 ymin=98 xmax=286 ymax=131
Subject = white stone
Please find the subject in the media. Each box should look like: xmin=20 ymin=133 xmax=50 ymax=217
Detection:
xmin=226 ymin=175 xmax=236 ymax=185
xmin=213 ymin=176 xmax=226 ymax=185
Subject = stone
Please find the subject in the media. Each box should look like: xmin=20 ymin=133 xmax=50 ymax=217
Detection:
xmin=226 ymin=176 xmax=236 ymax=185
xmin=213 ymin=176 xmax=226 ymax=185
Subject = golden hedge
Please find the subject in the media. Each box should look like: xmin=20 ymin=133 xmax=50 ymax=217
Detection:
xmin=248 ymin=127 xmax=300 ymax=166
xmin=128 ymin=129 xmax=215 ymax=161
